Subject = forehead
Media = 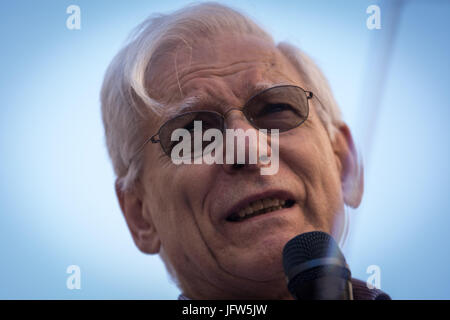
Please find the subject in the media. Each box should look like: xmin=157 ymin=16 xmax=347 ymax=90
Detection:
xmin=146 ymin=33 xmax=303 ymax=118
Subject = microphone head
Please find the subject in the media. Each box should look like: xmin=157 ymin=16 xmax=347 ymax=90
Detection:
xmin=282 ymin=231 xmax=345 ymax=269
xmin=282 ymin=231 xmax=351 ymax=299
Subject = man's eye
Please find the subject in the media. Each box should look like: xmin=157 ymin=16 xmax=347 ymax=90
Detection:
xmin=260 ymin=103 xmax=293 ymax=115
xmin=183 ymin=121 xmax=196 ymax=131
xmin=183 ymin=120 xmax=217 ymax=131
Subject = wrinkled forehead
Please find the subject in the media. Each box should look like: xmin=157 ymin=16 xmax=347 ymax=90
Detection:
xmin=146 ymin=33 xmax=302 ymax=119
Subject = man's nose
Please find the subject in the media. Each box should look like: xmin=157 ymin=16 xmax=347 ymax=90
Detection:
xmin=221 ymin=111 xmax=273 ymax=174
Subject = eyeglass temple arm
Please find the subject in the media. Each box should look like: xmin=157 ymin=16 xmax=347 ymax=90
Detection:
xmin=306 ymin=91 xmax=313 ymax=99
xmin=150 ymin=134 xmax=160 ymax=143
xmin=139 ymin=134 xmax=159 ymax=154
xmin=128 ymin=134 xmax=160 ymax=165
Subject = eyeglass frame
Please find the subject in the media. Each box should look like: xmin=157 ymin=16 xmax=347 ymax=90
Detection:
xmin=130 ymin=84 xmax=314 ymax=162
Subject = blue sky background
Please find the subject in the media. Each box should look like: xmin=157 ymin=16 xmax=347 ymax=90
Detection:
xmin=1 ymin=0 xmax=449 ymax=299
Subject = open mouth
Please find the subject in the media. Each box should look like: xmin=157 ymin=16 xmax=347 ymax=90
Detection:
xmin=226 ymin=198 xmax=296 ymax=222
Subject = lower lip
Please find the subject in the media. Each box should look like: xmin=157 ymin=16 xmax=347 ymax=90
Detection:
xmin=226 ymin=204 xmax=296 ymax=224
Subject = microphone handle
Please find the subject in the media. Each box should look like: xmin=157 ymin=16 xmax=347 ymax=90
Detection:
xmin=292 ymin=276 xmax=353 ymax=300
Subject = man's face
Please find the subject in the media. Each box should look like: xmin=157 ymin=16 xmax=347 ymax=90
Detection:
xmin=126 ymin=33 xmax=351 ymax=299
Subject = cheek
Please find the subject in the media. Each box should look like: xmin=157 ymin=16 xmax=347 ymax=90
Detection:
xmin=143 ymin=163 xmax=219 ymax=262
xmin=279 ymin=128 xmax=337 ymax=182
xmin=279 ymin=128 xmax=344 ymax=227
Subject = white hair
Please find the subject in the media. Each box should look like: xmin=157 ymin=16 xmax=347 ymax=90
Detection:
xmin=101 ymin=2 xmax=343 ymax=192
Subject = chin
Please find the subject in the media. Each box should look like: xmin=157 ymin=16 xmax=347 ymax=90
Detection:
xmin=214 ymin=209 xmax=323 ymax=282
xmin=220 ymin=230 xmax=301 ymax=282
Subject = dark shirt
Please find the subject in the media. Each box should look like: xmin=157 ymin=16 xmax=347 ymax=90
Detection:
xmin=351 ymin=278 xmax=391 ymax=300
xmin=178 ymin=278 xmax=391 ymax=300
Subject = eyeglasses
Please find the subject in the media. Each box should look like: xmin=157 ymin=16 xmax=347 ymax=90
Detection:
xmin=132 ymin=85 xmax=313 ymax=161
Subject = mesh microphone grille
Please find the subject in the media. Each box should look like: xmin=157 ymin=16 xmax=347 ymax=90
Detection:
xmin=282 ymin=231 xmax=346 ymax=280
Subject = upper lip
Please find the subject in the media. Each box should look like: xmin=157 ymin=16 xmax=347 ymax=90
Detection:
xmin=221 ymin=189 xmax=296 ymax=221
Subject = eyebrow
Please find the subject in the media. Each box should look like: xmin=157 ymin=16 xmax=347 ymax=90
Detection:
xmin=164 ymin=81 xmax=287 ymax=118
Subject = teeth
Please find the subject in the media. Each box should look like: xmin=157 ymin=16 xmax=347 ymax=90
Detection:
xmin=263 ymin=198 xmax=272 ymax=208
xmin=230 ymin=197 xmax=292 ymax=221
xmin=252 ymin=200 xmax=263 ymax=211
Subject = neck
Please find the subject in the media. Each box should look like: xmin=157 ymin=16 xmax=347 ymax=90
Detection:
xmin=178 ymin=273 xmax=294 ymax=299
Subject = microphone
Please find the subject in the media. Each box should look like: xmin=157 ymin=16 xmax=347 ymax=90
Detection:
xmin=282 ymin=231 xmax=353 ymax=300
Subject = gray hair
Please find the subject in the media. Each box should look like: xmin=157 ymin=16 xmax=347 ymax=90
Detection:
xmin=101 ymin=2 xmax=343 ymax=192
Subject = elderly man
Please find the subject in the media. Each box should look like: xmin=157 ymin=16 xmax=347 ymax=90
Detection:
xmin=101 ymin=3 xmax=388 ymax=299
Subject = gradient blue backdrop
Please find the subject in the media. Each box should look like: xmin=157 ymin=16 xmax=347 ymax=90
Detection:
xmin=1 ymin=0 xmax=449 ymax=299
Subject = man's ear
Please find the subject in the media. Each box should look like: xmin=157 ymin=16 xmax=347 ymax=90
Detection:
xmin=115 ymin=179 xmax=160 ymax=254
xmin=332 ymin=124 xmax=364 ymax=208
